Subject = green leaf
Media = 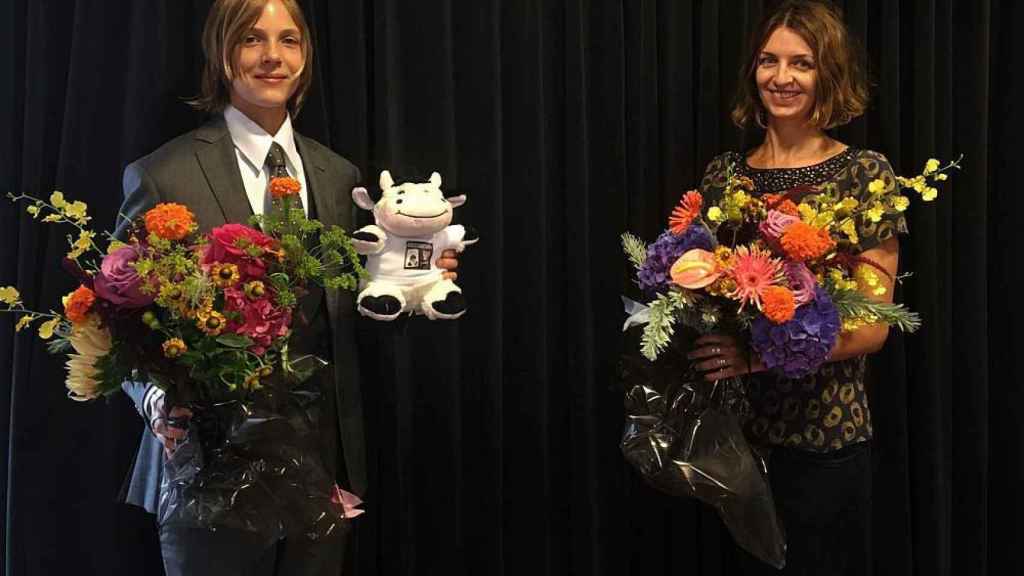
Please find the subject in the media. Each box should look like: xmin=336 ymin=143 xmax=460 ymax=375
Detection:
xmin=94 ymin=347 xmax=134 ymax=397
xmin=216 ymin=334 xmax=254 ymax=348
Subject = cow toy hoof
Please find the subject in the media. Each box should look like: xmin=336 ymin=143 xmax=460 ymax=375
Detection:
xmin=359 ymin=295 xmax=403 ymax=320
xmin=427 ymin=292 xmax=466 ymax=319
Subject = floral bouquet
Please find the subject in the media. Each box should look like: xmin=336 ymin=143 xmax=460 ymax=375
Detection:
xmin=1 ymin=176 xmax=367 ymax=541
xmin=624 ymin=156 xmax=959 ymax=371
xmin=618 ymin=156 xmax=960 ymax=567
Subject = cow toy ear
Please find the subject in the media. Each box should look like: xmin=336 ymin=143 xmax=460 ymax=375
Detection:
xmin=352 ymin=187 xmax=377 ymax=210
xmin=380 ymin=170 xmax=395 ymax=190
xmin=429 ymin=172 xmax=442 ymax=188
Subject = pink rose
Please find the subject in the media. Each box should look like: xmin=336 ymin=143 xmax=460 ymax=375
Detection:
xmin=204 ymin=224 xmax=278 ymax=279
xmin=94 ymin=245 xmax=155 ymax=308
xmin=670 ymin=249 xmax=722 ymax=290
xmin=784 ymin=261 xmax=818 ymax=306
xmin=759 ymin=210 xmax=800 ymax=241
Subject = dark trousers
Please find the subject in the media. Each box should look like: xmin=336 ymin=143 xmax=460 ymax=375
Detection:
xmin=159 ymin=523 xmax=348 ymax=576
xmin=738 ymin=441 xmax=873 ymax=576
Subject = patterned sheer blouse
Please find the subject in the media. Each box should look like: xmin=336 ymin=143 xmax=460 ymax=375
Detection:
xmin=699 ymin=148 xmax=907 ymax=452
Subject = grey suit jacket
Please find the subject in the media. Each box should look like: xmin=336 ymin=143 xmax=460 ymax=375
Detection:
xmin=117 ymin=117 xmax=366 ymax=514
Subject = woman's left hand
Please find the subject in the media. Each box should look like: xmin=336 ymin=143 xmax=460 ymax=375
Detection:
xmin=687 ymin=333 xmax=763 ymax=381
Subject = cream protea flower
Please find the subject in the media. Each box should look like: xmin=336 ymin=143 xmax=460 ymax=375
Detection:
xmin=726 ymin=245 xmax=785 ymax=312
xmin=65 ymin=317 xmax=112 ymax=402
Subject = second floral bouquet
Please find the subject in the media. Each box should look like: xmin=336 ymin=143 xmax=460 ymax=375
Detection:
xmin=622 ymin=156 xmax=959 ymax=378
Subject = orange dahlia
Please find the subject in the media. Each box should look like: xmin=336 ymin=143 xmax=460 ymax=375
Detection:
xmin=780 ymin=222 xmax=835 ymax=262
xmin=669 ymin=190 xmax=703 ymax=235
xmin=269 ymin=177 xmax=302 ymax=200
xmin=64 ymin=285 xmax=97 ymax=324
xmin=144 ymin=203 xmax=195 ymax=241
xmin=761 ymin=286 xmax=796 ymax=324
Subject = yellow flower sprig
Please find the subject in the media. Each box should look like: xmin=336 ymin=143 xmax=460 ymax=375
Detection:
xmin=7 ymin=192 xmax=104 ymax=262
xmin=0 ymin=285 xmax=68 ymax=338
xmin=854 ymin=264 xmax=887 ymax=297
xmin=896 ymin=155 xmax=963 ymax=202
xmin=706 ymin=164 xmax=764 ymax=227
xmin=796 ymin=155 xmax=961 ymax=249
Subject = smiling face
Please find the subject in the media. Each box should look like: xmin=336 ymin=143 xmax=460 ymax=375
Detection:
xmin=755 ymin=26 xmax=817 ymax=125
xmin=374 ymin=173 xmax=455 ymax=237
xmin=229 ymin=0 xmax=305 ymax=117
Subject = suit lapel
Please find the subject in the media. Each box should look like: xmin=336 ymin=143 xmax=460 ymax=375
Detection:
xmin=194 ymin=117 xmax=253 ymax=225
xmin=294 ymin=134 xmax=338 ymax=229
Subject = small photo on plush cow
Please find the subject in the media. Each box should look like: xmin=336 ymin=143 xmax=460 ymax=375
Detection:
xmin=351 ymin=170 xmax=479 ymax=321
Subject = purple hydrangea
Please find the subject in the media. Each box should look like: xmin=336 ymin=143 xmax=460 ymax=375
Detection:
xmin=637 ymin=226 xmax=714 ymax=295
xmin=750 ymin=286 xmax=840 ymax=379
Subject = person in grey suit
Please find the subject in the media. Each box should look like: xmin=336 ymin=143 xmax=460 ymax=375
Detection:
xmin=115 ymin=1 xmax=456 ymax=573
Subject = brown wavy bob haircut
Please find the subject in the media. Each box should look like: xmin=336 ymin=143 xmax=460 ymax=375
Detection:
xmin=189 ymin=0 xmax=314 ymax=115
xmin=732 ymin=0 xmax=869 ymax=130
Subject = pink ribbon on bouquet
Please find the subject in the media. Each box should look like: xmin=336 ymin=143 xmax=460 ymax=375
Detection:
xmin=331 ymin=485 xmax=366 ymax=519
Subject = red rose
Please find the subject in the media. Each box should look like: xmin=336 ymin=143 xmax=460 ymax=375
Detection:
xmin=204 ymin=224 xmax=278 ymax=279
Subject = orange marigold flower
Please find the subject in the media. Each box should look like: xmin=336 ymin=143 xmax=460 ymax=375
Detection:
xmin=144 ymin=203 xmax=195 ymax=241
xmin=64 ymin=285 xmax=96 ymax=324
xmin=780 ymin=221 xmax=835 ymax=262
xmin=269 ymin=177 xmax=302 ymax=200
xmin=763 ymin=194 xmax=800 ymax=216
xmin=761 ymin=285 xmax=796 ymax=324
xmin=668 ymin=190 xmax=703 ymax=235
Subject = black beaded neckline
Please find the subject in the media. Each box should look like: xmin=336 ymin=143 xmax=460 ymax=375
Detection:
xmin=734 ymin=148 xmax=857 ymax=193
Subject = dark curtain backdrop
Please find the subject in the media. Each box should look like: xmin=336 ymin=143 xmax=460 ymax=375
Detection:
xmin=1 ymin=1 xmax=1019 ymax=575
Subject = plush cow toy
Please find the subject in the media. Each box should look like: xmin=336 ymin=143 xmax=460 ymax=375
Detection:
xmin=351 ymin=170 xmax=478 ymax=321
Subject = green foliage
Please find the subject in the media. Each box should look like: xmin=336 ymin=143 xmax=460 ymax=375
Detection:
xmin=640 ymin=291 xmax=693 ymax=361
xmin=216 ymin=334 xmax=254 ymax=348
xmin=620 ymin=233 xmax=647 ymax=270
xmin=830 ymin=288 xmax=922 ymax=332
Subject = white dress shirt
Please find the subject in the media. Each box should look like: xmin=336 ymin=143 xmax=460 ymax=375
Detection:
xmin=223 ymin=105 xmax=310 ymax=216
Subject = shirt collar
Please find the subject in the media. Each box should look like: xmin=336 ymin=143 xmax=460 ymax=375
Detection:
xmin=223 ymin=105 xmax=301 ymax=177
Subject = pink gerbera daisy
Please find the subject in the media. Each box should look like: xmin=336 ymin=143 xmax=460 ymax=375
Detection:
xmin=726 ymin=245 xmax=785 ymax=311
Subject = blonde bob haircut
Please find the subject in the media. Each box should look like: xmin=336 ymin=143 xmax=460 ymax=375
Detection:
xmin=189 ymin=0 xmax=314 ymax=115
xmin=732 ymin=0 xmax=870 ymax=130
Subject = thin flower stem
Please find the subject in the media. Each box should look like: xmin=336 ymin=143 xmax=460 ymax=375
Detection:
xmin=0 ymin=306 xmax=63 ymax=320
